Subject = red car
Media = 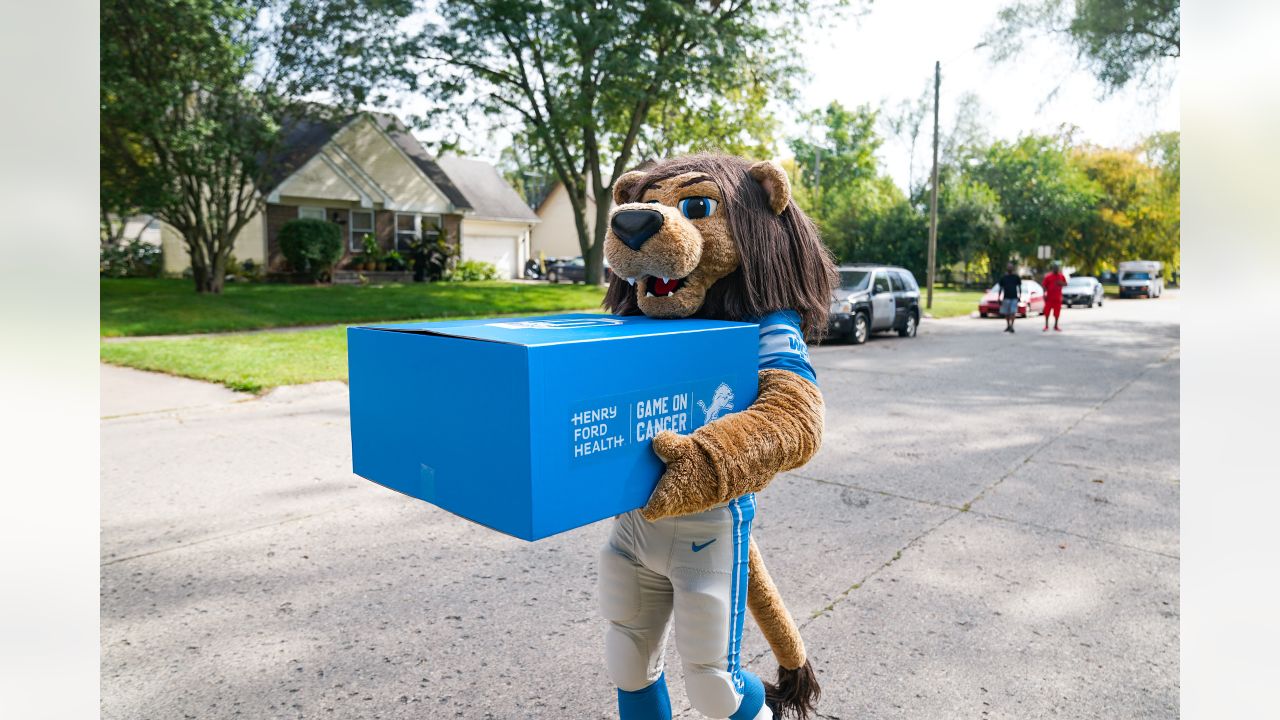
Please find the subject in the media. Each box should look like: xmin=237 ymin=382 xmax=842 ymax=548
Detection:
xmin=978 ymin=280 xmax=1045 ymax=318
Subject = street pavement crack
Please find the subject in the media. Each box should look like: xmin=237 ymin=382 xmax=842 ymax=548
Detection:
xmin=100 ymin=510 xmax=336 ymax=566
xmin=771 ymin=345 xmax=1178 ymax=643
xmin=967 ymin=346 xmax=1177 ymax=510
xmin=966 ymin=510 xmax=1179 ymax=560
xmin=788 ymin=472 xmax=965 ymax=512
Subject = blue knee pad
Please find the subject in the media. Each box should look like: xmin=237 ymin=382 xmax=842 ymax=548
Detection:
xmin=728 ymin=670 xmax=765 ymax=720
xmin=617 ymin=672 xmax=672 ymax=720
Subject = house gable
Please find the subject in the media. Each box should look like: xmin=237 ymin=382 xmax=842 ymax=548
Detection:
xmin=330 ymin=116 xmax=452 ymax=213
xmin=272 ymin=152 xmax=365 ymax=204
xmin=267 ymin=115 xmax=455 ymax=214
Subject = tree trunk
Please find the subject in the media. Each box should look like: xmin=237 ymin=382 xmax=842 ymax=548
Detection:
xmin=190 ymin=238 xmax=228 ymax=294
xmin=585 ymin=196 xmax=612 ymax=285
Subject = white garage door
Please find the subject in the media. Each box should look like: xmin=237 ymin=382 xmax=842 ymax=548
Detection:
xmin=463 ymin=235 xmax=517 ymax=279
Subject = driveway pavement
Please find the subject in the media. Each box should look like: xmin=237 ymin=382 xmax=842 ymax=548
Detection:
xmin=101 ymin=293 xmax=1179 ymax=719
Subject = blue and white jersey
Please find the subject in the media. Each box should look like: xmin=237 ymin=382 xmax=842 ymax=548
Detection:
xmin=753 ymin=309 xmax=817 ymax=386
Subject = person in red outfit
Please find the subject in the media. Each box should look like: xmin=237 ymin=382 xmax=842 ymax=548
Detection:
xmin=1042 ymin=261 xmax=1068 ymax=331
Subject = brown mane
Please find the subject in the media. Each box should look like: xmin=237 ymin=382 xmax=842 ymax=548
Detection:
xmin=603 ymin=153 xmax=838 ymax=341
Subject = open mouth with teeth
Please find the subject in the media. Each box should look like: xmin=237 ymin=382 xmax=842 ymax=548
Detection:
xmin=643 ymin=276 xmax=687 ymax=298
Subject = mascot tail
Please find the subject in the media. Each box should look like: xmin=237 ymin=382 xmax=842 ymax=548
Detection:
xmin=747 ymin=539 xmax=820 ymax=719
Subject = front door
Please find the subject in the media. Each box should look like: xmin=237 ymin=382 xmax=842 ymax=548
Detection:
xmin=888 ymin=271 xmax=907 ymax=327
xmin=870 ymin=271 xmax=895 ymax=330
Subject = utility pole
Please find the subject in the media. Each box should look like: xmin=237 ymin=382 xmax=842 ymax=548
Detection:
xmin=927 ymin=60 xmax=941 ymax=310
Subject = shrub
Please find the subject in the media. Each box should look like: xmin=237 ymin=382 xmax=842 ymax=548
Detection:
xmin=446 ymin=259 xmax=500 ymax=282
xmin=278 ymin=219 xmax=343 ymax=281
xmin=100 ymin=238 xmax=162 ymax=278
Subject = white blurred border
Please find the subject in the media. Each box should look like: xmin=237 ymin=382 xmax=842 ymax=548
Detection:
xmin=1182 ymin=0 xmax=1280 ymax=716
xmin=0 ymin=0 xmax=1276 ymax=717
xmin=0 ymin=1 xmax=100 ymax=717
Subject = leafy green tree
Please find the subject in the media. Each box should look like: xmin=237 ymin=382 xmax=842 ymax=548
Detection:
xmin=790 ymin=101 xmax=883 ymax=225
xmin=935 ymin=174 xmax=1006 ymax=285
xmin=983 ymin=0 xmax=1180 ymax=94
xmin=419 ymin=0 xmax=853 ymax=283
xmin=1139 ymin=130 xmax=1180 ymax=276
xmin=1070 ymin=136 xmax=1179 ymax=276
xmin=101 ymin=0 xmax=416 ymax=293
xmin=968 ymin=133 xmax=1101 ymax=274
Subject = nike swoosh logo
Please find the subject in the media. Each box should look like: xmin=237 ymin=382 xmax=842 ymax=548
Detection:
xmin=691 ymin=539 xmax=717 ymax=552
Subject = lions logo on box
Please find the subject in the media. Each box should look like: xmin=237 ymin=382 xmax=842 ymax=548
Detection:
xmin=698 ymin=383 xmax=734 ymax=425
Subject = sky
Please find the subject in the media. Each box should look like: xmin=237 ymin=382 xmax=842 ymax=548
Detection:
xmin=395 ymin=0 xmax=1180 ymax=195
xmin=793 ymin=0 xmax=1180 ymax=190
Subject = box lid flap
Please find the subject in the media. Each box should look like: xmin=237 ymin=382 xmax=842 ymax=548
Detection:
xmin=354 ymin=313 xmax=756 ymax=347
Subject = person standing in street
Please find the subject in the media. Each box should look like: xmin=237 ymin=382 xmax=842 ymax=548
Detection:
xmin=997 ymin=263 xmax=1022 ymax=333
xmin=1042 ymin=261 xmax=1068 ymax=332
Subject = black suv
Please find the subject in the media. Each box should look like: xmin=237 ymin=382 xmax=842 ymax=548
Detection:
xmin=826 ymin=264 xmax=921 ymax=344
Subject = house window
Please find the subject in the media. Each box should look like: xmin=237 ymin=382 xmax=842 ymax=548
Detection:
xmin=421 ymin=214 xmax=443 ymax=242
xmin=395 ymin=213 xmax=418 ymax=249
xmin=297 ymin=206 xmax=326 ymax=221
xmin=350 ymin=210 xmax=375 ymax=252
xmin=394 ymin=213 xmax=444 ymax=249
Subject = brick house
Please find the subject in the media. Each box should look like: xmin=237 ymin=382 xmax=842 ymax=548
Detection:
xmin=154 ymin=111 xmax=539 ymax=278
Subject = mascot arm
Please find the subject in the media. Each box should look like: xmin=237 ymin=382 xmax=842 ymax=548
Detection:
xmin=641 ymin=368 xmax=824 ymax=521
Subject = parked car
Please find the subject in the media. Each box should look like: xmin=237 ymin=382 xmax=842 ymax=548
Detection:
xmin=1062 ymin=276 xmax=1105 ymax=307
xmin=546 ymin=256 xmax=615 ymax=284
xmin=978 ymin=279 xmax=1045 ymax=318
xmin=546 ymin=257 xmax=583 ymax=283
xmin=1118 ymin=260 xmax=1163 ymax=298
xmin=826 ymin=264 xmax=921 ymax=344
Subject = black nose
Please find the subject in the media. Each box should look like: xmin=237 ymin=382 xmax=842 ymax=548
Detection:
xmin=610 ymin=209 xmax=664 ymax=251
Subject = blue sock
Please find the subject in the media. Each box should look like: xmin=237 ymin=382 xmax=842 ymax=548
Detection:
xmin=617 ymin=673 xmax=672 ymax=720
xmin=729 ymin=670 xmax=766 ymax=720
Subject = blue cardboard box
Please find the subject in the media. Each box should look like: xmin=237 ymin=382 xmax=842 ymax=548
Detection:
xmin=347 ymin=313 xmax=759 ymax=541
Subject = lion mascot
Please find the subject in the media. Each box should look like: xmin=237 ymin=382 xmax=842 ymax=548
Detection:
xmin=598 ymin=153 xmax=837 ymax=720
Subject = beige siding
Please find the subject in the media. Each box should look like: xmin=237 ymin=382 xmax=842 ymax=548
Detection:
xmin=531 ymin=183 xmax=603 ymax=259
xmin=159 ymin=222 xmax=187 ymax=275
xmin=273 ymin=153 xmax=363 ymax=203
xmin=154 ymin=209 xmax=265 ymax=274
xmin=331 ymin=118 xmax=452 ymax=213
xmin=232 ymin=210 xmax=266 ymax=265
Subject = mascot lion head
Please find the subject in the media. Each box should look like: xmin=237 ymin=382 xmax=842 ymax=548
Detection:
xmin=602 ymin=153 xmax=837 ymax=340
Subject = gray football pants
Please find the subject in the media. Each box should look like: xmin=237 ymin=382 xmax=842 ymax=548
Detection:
xmin=598 ymin=495 xmax=765 ymax=719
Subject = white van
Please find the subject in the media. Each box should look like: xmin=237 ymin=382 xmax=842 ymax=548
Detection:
xmin=1118 ymin=260 xmax=1164 ymax=298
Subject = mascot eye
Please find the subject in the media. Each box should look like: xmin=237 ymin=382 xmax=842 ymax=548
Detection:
xmin=678 ymin=197 xmax=717 ymax=220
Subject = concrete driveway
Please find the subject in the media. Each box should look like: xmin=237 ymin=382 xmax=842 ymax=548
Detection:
xmin=101 ymin=293 xmax=1179 ymax=719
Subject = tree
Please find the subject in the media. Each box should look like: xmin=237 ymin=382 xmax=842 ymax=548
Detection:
xmin=789 ymin=101 xmax=884 ymax=234
xmin=982 ymin=0 xmax=1180 ymax=95
xmin=935 ymin=174 xmax=1005 ymax=285
xmin=418 ymin=0 xmax=852 ymax=284
xmin=968 ymin=133 xmax=1101 ymax=273
xmin=882 ymin=89 xmax=930 ymax=193
xmin=100 ymin=0 xmax=416 ymax=293
xmin=1070 ymin=136 xmax=1179 ymax=275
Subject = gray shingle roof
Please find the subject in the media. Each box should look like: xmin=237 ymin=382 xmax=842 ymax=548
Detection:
xmin=436 ymin=156 xmax=540 ymax=223
xmin=262 ymin=113 xmax=347 ymax=192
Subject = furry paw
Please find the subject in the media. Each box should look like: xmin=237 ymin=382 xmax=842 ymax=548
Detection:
xmin=641 ymin=432 xmax=721 ymax=521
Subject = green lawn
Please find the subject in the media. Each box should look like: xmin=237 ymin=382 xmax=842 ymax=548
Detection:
xmin=101 ymin=278 xmax=607 ymax=336
xmin=102 ymin=326 xmax=351 ymax=392
xmin=922 ymin=289 xmax=985 ymax=318
xmin=100 ymin=309 xmax=620 ymax=393
xmin=99 ymin=284 xmax=987 ymax=393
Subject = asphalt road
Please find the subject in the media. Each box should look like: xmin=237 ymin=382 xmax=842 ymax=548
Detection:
xmin=101 ymin=292 xmax=1179 ymax=719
